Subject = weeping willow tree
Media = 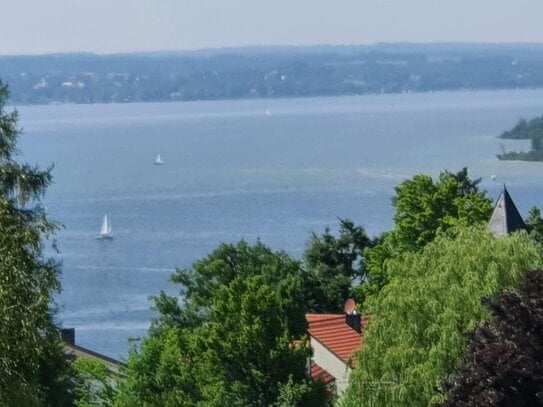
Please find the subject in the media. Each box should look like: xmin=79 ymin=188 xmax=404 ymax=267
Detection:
xmin=0 ymin=81 xmax=73 ymax=406
xmin=342 ymin=226 xmax=543 ymax=407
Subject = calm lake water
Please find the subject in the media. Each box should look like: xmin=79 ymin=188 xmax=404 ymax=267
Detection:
xmin=15 ymin=89 xmax=543 ymax=359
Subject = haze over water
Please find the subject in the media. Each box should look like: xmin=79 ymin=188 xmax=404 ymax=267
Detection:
xmin=15 ymin=89 xmax=543 ymax=358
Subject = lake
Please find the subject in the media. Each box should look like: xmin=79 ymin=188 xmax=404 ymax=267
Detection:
xmin=15 ymin=89 xmax=543 ymax=359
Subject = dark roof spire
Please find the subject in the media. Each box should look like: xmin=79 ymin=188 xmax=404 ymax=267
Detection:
xmin=488 ymin=185 xmax=527 ymax=236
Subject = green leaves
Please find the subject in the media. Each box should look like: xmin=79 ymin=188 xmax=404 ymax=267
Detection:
xmin=363 ymin=168 xmax=492 ymax=299
xmin=153 ymin=240 xmax=308 ymax=336
xmin=74 ymin=358 xmax=117 ymax=407
xmin=120 ymin=241 xmax=328 ymax=406
xmin=526 ymin=206 xmax=543 ymax=245
xmin=0 ymin=81 xmax=72 ymax=406
xmin=203 ymin=275 xmax=308 ymax=405
xmin=343 ymin=227 xmax=543 ymax=407
xmin=303 ymin=219 xmax=372 ymax=311
xmin=392 ymin=169 xmax=491 ymax=252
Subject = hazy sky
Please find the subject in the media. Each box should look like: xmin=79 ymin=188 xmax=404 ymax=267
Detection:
xmin=2 ymin=0 xmax=543 ymax=55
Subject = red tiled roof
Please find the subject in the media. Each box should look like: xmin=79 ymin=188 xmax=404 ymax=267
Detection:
xmin=310 ymin=360 xmax=335 ymax=385
xmin=306 ymin=313 xmax=369 ymax=365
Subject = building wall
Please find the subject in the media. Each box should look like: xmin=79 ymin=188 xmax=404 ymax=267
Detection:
xmin=310 ymin=336 xmax=352 ymax=395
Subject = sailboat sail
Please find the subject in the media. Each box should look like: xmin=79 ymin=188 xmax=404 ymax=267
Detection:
xmin=98 ymin=213 xmax=113 ymax=239
xmin=154 ymin=153 xmax=164 ymax=165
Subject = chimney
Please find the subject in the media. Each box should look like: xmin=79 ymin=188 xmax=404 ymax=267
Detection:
xmin=346 ymin=312 xmax=362 ymax=334
xmin=61 ymin=328 xmax=75 ymax=345
xmin=343 ymin=298 xmax=362 ymax=333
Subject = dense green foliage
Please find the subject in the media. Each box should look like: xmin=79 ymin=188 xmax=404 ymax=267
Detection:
xmin=152 ymin=240 xmax=309 ymax=335
xmin=390 ymin=168 xmax=489 ymax=251
xmin=499 ymin=116 xmax=543 ymax=140
xmin=303 ymin=219 xmax=372 ymax=311
xmin=116 ymin=241 xmax=330 ymax=406
xmin=363 ymin=168 xmax=492 ymax=298
xmin=4 ymin=44 xmax=543 ymax=104
xmin=526 ymin=206 xmax=543 ymax=244
xmin=342 ymin=227 xmax=543 ymax=407
xmin=442 ymin=269 xmax=543 ymax=406
xmin=74 ymin=358 xmax=116 ymax=407
xmin=0 ymin=81 xmax=74 ymax=405
xmin=498 ymin=115 xmax=543 ymax=161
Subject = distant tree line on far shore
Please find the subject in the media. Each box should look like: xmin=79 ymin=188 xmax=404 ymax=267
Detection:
xmin=4 ymin=43 xmax=543 ymax=105
xmin=498 ymin=114 xmax=543 ymax=161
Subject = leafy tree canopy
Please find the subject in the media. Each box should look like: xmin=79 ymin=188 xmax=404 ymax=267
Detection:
xmin=343 ymin=226 xmax=542 ymax=407
xmin=0 ymin=80 xmax=73 ymax=405
xmin=152 ymin=240 xmax=309 ymax=335
xmin=118 ymin=241 xmax=331 ymax=406
xmin=526 ymin=206 xmax=543 ymax=245
xmin=391 ymin=167 xmax=490 ymax=251
xmin=303 ymin=218 xmax=372 ymax=312
xmin=442 ymin=269 xmax=543 ymax=406
xmin=74 ymin=358 xmax=117 ymax=407
xmin=362 ymin=168 xmax=493 ymax=299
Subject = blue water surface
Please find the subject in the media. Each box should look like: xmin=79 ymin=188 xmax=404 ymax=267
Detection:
xmin=15 ymin=89 xmax=543 ymax=358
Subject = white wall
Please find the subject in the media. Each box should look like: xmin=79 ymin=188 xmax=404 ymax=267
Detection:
xmin=310 ymin=336 xmax=352 ymax=395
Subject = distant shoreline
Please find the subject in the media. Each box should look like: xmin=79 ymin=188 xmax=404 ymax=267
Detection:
xmin=4 ymin=43 xmax=543 ymax=106
xmin=8 ymin=87 xmax=543 ymax=108
xmin=498 ymin=113 xmax=543 ymax=162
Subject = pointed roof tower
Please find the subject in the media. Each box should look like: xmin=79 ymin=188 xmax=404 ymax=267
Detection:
xmin=488 ymin=185 xmax=527 ymax=236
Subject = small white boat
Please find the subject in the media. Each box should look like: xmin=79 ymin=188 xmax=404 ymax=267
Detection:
xmin=154 ymin=153 xmax=164 ymax=165
xmin=266 ymin=108 xmax=272 ymax=117
xmin=96 ymin=213 xmax=114 ymax=240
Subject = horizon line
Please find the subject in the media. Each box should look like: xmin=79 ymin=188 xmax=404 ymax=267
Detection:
xmin=3 ymin=41 xmax=543 ymax=58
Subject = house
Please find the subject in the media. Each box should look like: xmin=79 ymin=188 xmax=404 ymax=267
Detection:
xmin=62 ymin=328 xmax=124 ymax=376
xmin=488 ymin=185 xmax=527 ymax=236
xmin=305 ymin=302 xmax=369 ymax=396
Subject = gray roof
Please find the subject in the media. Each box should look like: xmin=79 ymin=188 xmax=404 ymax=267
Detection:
xmin=64 ymin=343 xmax=124 ymax=376
xmin=61 ymin=328 xmax=124 ymax=376
xmin=488 ymin=186 xmax=527 ymax=236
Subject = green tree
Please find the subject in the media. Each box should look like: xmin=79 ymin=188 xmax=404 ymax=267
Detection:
xmin=363 ymin=168 xmax=492 ymax=299
xmin=152 ymin=240 xmax=308 ymax=335
xmin=275 ymin=376 xmax=331 ymax=407
xmin=525 ymin=206 xmax=543 ymax=245
xmin=0 ymin=81 xmax=74 ymax=405
xmin=343 ymin=227 xmax=543 ymax=407
xmin=114 ymin=327 xmax=201 ymax=406
xmin=442 ymin=269 xmax=543 ymax=406
xmin=197 ymin=276 xmax=311 ymax=406
xmin=74 ymin=358 xmax=117 ymax=407
xmin=303 ymin=219 xmax=372 ymax=311
xmin=390 ymin=168 xmax=489 ymax=251
xmin=117 ymin=241 xmax=330 ymax=406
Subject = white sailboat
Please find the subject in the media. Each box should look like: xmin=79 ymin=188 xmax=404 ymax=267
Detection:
xmin=265 ymin=108 xmax=272 ymax=117
xmin=154 ymin=153 xmax=164 ymax=165
xmin=96 ymin=213 xmax=114 ymax=240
